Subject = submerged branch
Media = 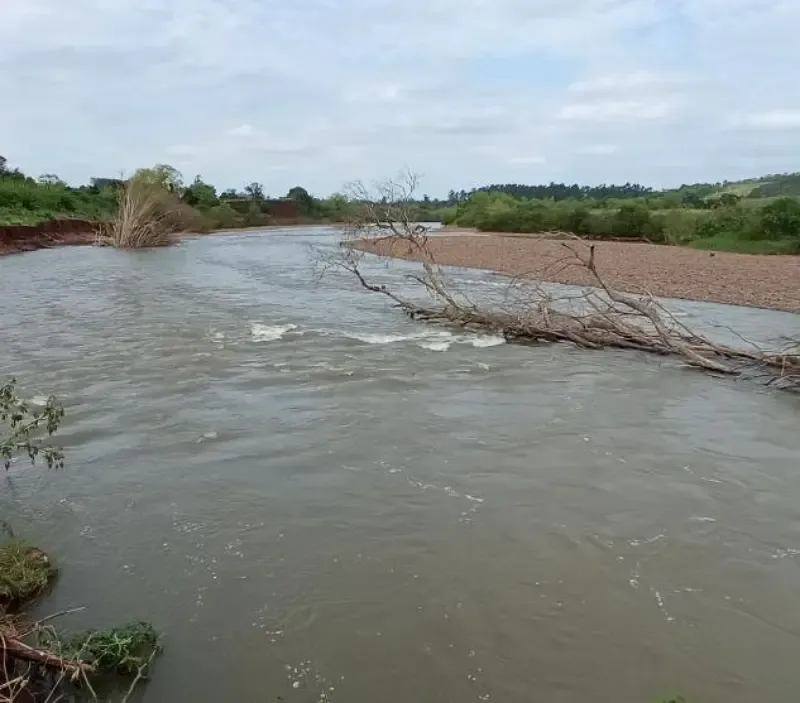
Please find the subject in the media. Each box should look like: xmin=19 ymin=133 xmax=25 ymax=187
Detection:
xmin=324 ymin=173 xmax=799 ymax=392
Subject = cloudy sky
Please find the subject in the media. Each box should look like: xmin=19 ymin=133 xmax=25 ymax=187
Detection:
xmin=1 ymin=0 xmax=798 ymax=197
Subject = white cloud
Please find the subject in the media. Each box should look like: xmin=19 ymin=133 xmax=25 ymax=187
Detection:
xmin=559 ymin=99 xmax=675 ymax=122
xmin=578 ymin=144 xmax=618 ymax=155
xmin=226 ymin=124 xmax=255 ymax=137
xmin=508 ymin=155 xmax=547 ymax=165
xmin=568 ymin=71 xmax=665 ymax=93
xmin=0 ymin=0 xmax=798 ymax=194
xmin=731 ymin=110 xmax=800 ymax=130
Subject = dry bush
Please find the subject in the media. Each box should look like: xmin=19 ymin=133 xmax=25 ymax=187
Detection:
xmin=95 ymin=181 xmax=178 ymax=249
xmin=322 ymin=172 xmax=800 ymax=392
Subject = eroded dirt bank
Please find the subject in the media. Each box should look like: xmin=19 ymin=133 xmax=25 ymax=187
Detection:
xmin=0 ymin=220 xmax=97 ymax=255
xmin=0 ymin=219 xmax=338 ymax=256
xmin=355 ymin=234 xmax=800 ymax=314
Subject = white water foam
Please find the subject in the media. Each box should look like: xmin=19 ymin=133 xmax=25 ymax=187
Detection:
xmin=469 ymin=335 xmax=506 ymax=348
xmin=344 ymin=328 xmax=505 ymax=352
xmin=419 ymin=340 xmax=452 ymax=352
xmin=349 ymin=332 xmax=417 ymax=345
xmin=348 ymin=330 xmax=454 ymax=346
xmin=250 ymin=323 xmax=298 ymax=342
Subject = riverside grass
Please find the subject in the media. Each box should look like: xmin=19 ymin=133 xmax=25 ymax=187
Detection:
xmin=0 ymin=540 xmax=57 ymax=605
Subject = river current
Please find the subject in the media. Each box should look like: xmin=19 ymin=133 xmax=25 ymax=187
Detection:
xmin=2 ymin=227 xmax=800 ymax=702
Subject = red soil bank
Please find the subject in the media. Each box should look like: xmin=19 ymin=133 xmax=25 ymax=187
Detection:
xmin=0 ymin=219 xmax=97 ymax=256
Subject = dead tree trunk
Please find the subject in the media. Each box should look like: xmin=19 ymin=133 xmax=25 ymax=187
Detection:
xmin=316 ymin=172 xmax=799 ymax=392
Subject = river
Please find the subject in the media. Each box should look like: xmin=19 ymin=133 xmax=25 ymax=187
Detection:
xmin=2 ymin=226 xmax=800 ymax=702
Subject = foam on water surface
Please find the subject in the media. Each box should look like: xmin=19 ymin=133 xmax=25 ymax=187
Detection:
xmin=250 ymin=323 xmax=298 ymax=342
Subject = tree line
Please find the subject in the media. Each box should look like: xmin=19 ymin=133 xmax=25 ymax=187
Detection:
xmin=442 ymin=189 xmax=800 ymax=254
xmin=4 ymin=152 xmax=800 ymax=252
xmin=0 ymin=157 xmax=351 ymax=229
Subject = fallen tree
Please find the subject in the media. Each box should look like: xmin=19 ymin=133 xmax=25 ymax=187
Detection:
xmin=321 ymin=172 xmax=799 ymax=392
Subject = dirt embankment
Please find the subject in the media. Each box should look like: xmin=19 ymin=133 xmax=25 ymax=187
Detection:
xmin=0 ymin=219 xmax=99 ymax=256
xmin=355 ymin=234 xmax=800 ymax=314
xmin=0 ymin=219 xmax=340 ymax=257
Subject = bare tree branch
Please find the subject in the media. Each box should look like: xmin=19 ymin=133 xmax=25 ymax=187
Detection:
xmin=317 ymin=172 xmax=799 ymax=392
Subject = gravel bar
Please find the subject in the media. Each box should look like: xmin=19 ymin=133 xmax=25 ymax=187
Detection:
xmin=356 ymin=234 xmax=800 ymax=314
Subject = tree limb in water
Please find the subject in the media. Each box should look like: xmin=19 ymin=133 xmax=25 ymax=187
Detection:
xmin=320 ymin=172 xmax=799 ymax=392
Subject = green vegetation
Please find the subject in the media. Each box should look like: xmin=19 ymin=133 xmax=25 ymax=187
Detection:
xmin=0 ymin=172 xmax=119 ymax=225
xmin=0 ymin=156 xmax=449 ymax=232
xmin=0 ymin=540 xmax=57 ymax=604
xmin=445 ymin=181 xmax=800 ymax=254
xmin=1 ymin=378 xmax=64 ymax=470
xmin=46 ymin=620 xmax=162 ymax=676
xmin=4 ymin=150 xmax=800 ymax=253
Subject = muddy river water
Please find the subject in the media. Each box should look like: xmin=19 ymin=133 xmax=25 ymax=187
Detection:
xmin=2 ymin=227 xmax=800 ymax=702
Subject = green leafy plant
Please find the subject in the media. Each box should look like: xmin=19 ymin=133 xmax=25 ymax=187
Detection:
xmin=55 ymin=620 xmax=163 ymax=676
xmin=1 ymin=378 xmax=64 ymax=470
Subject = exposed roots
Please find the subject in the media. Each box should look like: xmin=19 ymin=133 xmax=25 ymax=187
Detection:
xmin=323 ymin=172 xmax=799 ymax=392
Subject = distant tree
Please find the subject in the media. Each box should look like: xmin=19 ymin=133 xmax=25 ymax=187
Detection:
xmin=133 ymin=164 xmax=184 ymax=193
xmin=244 ymin=201 xmax=268 ymax=226
xmin=37 ymin=174 xmax=65 ymax=186
xmin=324 ymin=192 xmax=353 ymax=220
xmin=0 ymin=156 xmax=25 ymax=180
xmin=466 ymin=181 xmax=653 ymax=202
xmin=718 ymin=192 xmax=742 ymax=207
xmin=207 ymin=202 xmax=241 ymax=228
xmin=679 ymin=190 xmax=706 ymax=209
xmin=286 ymin=186 xmax=315 ymax=214
xmin=760 ymin=197 xmax=800 ymax=240
xmin=244 ymin=182 xmax=265 ymax=201
xmin=220 ymin=188 xmax=240 ymax=200
xmin=750 ymin=173 xmax=800 ymax=198
xmin=90 ymin=177 xmax=126 ymax=191
xmin=182 ymin=175 xmax=218 ymax=209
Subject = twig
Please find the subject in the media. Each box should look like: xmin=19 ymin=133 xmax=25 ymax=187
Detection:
xmin=120 ymin=647 xmax=158 ymax=703
xmin=18 ymin=608 xmax=86 ymax=639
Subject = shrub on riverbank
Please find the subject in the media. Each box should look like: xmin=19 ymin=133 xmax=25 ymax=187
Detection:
xmin=97 ymin=180 xmax=187 ymax=248
xmin=0 ymin=541 xmax=57 ymax=605
xmin=450 ymin=192 xmax=800 ymax=253
xmin=97 ymin=181 xmax=174 ymax=249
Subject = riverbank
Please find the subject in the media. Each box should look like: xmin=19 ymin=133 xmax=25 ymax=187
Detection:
xmin=355 ymin=233 xmax=800 ymax=314
xmin=0 ymin=219 xmax=335 ymax=256
xmin=0 ymin=219 xmax=98 ymax=255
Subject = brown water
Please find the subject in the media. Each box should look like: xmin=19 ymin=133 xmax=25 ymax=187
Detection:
xmin=2 ymin=227 xmax=800 ymax=702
